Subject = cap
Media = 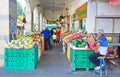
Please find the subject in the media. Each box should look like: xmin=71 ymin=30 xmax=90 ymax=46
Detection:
xmin=98 ymin=29 xmax=104 ymax=34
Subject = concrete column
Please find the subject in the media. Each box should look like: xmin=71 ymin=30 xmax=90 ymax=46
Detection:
xmin=33 ymin=7 xmax=39 ymax=32
xmin=38 ymin=14 xmax=40 ymax=32
xmin=26 ymin=0 xmax=31 ymax=33
xmin=9 ymin=0 xmax=17 ymax=41
xmin=42 ymin=17 xmax=45 ymax=29
xmin=31 ymin=12 xmax=34 ymax=32
xmin=0 ymin=0 xmax=17 ymax=55
xmin=0 ymin=0 xmax=17 ymax=42
xmin=40 ymin=14 xmax=43 ymax=31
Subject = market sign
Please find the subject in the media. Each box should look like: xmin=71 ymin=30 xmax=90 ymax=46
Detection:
xmin=76 ymin=2 xmax=87 ymax=20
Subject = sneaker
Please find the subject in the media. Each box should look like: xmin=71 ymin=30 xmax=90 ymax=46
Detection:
xmin=95 ymin=66 xmax=100 ymax=70
xmin=102 ymin=64 xmax=104 ymax=67
xmin=95 ymin=64 xmax=104 ymax=70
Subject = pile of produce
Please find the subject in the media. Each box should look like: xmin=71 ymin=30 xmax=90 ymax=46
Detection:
xmin=25 ymin=34 xmax=42 ymax=43
xmin=17 ymin=33 xmax=42 ymax=43
xmin=71 ymin=38 xmax=87 ymax=48
xmin=5 ymin=38 xmax=36 ymax=49
xmin=66 ymin=33 xmax=84 ymax=42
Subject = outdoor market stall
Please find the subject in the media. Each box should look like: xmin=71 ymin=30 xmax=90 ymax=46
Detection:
xmin=4 ymin=33 xmax=44 ymax=70
xmin=61 ymin=31 xmax=99 ymax=71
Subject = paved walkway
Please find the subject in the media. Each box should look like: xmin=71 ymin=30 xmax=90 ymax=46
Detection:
xmin=0 ymin=42 xmax=120 ymax=77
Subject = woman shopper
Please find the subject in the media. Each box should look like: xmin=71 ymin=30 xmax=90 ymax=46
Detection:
xmin=89 ymin=29 xmax=108 ymax=70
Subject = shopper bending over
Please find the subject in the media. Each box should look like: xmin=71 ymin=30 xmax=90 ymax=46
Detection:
xmin=89 ymin=29 xmax=108 ymax=70
xmin=41 ymin=28 xmax=51 ymax=50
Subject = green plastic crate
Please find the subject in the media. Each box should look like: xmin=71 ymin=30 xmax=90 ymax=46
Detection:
xmin=4 ymin=46 xmax=38 ymax=70
xmin=70 ymin=48 xmax=94 ymax=72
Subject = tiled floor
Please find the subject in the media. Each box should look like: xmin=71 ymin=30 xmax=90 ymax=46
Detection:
xmin=0 ymin=42 xmax=120 ymax=77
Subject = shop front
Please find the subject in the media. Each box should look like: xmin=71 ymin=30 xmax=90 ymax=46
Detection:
xmin=76 ymin=2 xmax=87 ymax=32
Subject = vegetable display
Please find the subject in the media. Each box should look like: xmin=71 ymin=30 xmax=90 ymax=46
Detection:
xmin=5 ymin=38 xmax=36 ymax=49
xmin=17 ymin=33 xmax=42 ymax=43
xmin=71 ymin=38 xmax=87 ymax=48
xmin=5 ymin=33 xmax=42 ymax=49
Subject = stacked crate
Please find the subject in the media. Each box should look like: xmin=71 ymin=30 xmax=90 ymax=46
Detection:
xmin=70 ymin=48 xmax=94 ymax=72
xmin=4 ymin=46 xmax=38 ymax=70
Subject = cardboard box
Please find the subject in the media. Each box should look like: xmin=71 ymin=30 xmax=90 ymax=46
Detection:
xmin=86 ymin=33 xmax=95 ymax=43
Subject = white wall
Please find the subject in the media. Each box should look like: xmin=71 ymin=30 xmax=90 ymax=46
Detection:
xmin=114 ymin=19 xmax=120 ymax=33
xmin=96 ymin=2 xmax=120 ymax=33
xmin=86 ymin=2 xmax=96 ymax=33
xmin=96 ymin=18 xmax=113 ymax=33
xmin=97 ymin=2 xmax=120 ymax=16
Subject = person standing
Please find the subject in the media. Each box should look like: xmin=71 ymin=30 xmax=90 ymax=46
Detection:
xmin=56 ymin=28 xmax=61 ymax=46
xmin=52 ymin=33 xmax=57 ymax=47
xmin=89 ymin=29 xmax=108 ymax=70
xmin=22 ymin=17 xmax=26 ymax=35
xmin=41 ymin=28 xmax=51 ymax=50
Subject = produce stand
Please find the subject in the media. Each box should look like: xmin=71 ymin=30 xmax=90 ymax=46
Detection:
xmin=4 ymin=46 xmax=38 ymax=70
xmin=70 ymin=44 xmax=94 ymax=72
xmin=4 ymin=33 xmax=44 ymax=70
xmin=61 ymin=31 xmax=95 ymax=72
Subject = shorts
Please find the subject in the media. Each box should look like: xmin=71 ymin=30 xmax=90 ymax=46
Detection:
xmin=53 ymin=39 xmax=56 ymax=43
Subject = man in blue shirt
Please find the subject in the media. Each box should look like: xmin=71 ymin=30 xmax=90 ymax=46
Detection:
xmin=89 ymin=29 xmax=108 ymax=70
xmin=41 ymin=28 xmax=51 ymax=50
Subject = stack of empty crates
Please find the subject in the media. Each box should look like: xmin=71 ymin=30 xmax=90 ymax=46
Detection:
xmin=4 ymin=46 xmax=38 ymax=70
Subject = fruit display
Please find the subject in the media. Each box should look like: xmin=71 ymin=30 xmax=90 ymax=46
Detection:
xmin=71 ymin=38 xmax=87 ymax=48
xmin=64 ymin=32 xmax=84 ymax=43
xmin=25 ymin=34 xmax=41 ymax=43
xmin=17 ymin=33 xmax=42 ymax=43
xmin=5 ymin=38 xmax=36 ymax=49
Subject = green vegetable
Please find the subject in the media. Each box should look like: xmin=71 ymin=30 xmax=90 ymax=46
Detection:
xmin=71 ymin=38 xmax=87 ymax=48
